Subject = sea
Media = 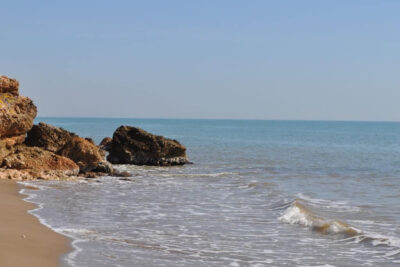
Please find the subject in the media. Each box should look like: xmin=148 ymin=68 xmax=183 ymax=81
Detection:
xmin=19 ymin=118 xmax=400 ymax=267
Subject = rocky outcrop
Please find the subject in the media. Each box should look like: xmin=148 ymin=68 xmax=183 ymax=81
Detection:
xmin=0 ymin=75 xmax=37 ymax=162
xmin=1 ymin=74 xmax=191 ymax=180
xmin=0 ymin=75 xmax=100 ymax=180
xmin=107 ymin=126 xmax=189 ymax=166
xmin=25 ymin=122 xmax=112 ymax=174
xmin=1 ymin=145 xmax=79 ymax=176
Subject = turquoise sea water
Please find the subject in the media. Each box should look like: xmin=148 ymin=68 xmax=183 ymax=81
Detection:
xmin=21 ymin=118 xmax=400 ymax=266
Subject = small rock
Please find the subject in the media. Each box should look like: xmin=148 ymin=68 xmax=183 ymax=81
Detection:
xmin=113 ymin=170 xmax=132 ymax=178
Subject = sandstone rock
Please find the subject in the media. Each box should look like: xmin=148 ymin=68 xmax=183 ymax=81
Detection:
xmin=99 ymin=137 xmax=112 ymax=152
xmin=26 ymin=123 xmax=111 ymax=173
xmin=0 ymin=140 xmax=12 ymax=162
xmin=0 ymin=95 xmax=37 ymax=139
xmin=0 ymin=75 xmax=111 ymax=180
xmin=85 ymin=137 xmax=95 ymax=144
xmin=107 ymin=126 xmax=189 ymax=166
xmin=0 ymin=145 xmax=79 ymax=177
xmin=0 ymin=168 xmax=80 ymax=181
xmin=1 ymin=135 xmax=25 ymax=147
xmin=25 ymin=122 xmax=74 ymax=153
xmin=0 ymin=75 xmax=19 ymax=95
xmin=58 ymin=136 xmax=108 ymax=173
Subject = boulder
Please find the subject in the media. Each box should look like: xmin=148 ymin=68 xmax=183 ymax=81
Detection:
xmin=0 ymin=75 xmax=19 ymax=95
xmin=58 ymin=136 xmax=108 ymax=173
xmin=25 ymin=122 xmax=74 ymax=153
xmin=0 ymin=95 xmax=37 ymax=139
xmin=25 ymin=123 xmax=112 ymax=173
xmin=107 ymin=126 xmax=189 ymax=166
xmin=99 ymin=137 xmax=112 ymax=152
xmin=0 ymin=145 xmax=79 ymax=177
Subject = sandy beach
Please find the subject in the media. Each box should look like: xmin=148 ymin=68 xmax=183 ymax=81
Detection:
xmin=0 ymin=180 xmax=70 ymax=267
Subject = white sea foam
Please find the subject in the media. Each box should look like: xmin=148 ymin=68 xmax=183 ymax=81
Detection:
xmin=279 ymin=200 xmax=360 ymax=235
xmin=279 ymin=199 xmax=400 ymax=255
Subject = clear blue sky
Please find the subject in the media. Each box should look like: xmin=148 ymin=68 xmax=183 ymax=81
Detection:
xmin=1 ymin=0 xmax=399 ymax=121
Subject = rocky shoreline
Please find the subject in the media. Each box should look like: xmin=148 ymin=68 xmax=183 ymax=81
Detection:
xmin=0 ymin=75 xmax=190 ymax=180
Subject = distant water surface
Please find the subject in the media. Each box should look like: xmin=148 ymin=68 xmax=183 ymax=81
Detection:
xmin=21 ymin=118 xmax=400 ymax=266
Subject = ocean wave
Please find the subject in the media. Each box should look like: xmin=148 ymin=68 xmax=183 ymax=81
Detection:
xmin=279 ymin=200 xmax=400 ymax=253
xmin=279 ymin=200 xmax=360 ymax=236
xmin=295 ymin=193 xmax=361 ymax=212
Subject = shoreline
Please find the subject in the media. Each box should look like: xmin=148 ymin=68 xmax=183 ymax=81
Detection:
xmin=0 ymin=180 xmax=71 ymax=267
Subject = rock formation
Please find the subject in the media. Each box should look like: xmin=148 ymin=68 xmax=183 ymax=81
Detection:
xmin=0 ymin=75 xmax=111 ymax=180
xmin=0 ymin=145 xmax=79 ymax=179
xmin=25 ymin=122 xmax=112 ymax=174
xmin=0 ymin=75 xmax=80 ymax=180
xmin=0 ymin=78 xmax=37 ymax=140
xmin=0 ymin=74 xmax=189 ymax=180
xmin=107 ymin=126 xmax=189 ymax=166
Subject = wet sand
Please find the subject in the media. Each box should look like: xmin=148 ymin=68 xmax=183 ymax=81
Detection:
xmin=0 ymin=180 xmax=70 ymax=267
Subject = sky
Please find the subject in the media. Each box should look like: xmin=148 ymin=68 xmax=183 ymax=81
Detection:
xmin=1 ymin=0 xmax=399 ymax=121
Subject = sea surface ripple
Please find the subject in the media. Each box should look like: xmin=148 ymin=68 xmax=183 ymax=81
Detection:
xmin=20 ymin=118 xmax=400 ymax=266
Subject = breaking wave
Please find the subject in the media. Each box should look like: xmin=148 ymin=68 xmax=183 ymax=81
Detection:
xmin=279 ymin=200 xmax=360 ymax=236
xmin=279 ymin=199 xmax=400 ymax=251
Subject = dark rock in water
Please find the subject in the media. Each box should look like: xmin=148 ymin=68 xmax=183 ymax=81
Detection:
xmin=25 ymin=122 xmax=113 ymax=174
xmin=92 ymin=160 xmax=113 ymax=173
xmin=80 ymin=172 xmax=103 ymax=178
xmin=113 ymin=170 xmax=132 ymax=177
xmin=107 ymin=125 xmax=189 ymax=166
xmin=99 ymin=137 xmax=112 ymax=152
xmin=119 ymin=177 xmax=132 ymax=181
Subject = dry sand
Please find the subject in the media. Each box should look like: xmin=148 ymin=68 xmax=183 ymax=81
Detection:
xmin=0 ymin=180 xmax=71 ymax=267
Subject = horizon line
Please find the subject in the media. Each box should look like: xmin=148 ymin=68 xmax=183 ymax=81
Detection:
xmin=36 ymin=116 xmax=400 ymax=123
